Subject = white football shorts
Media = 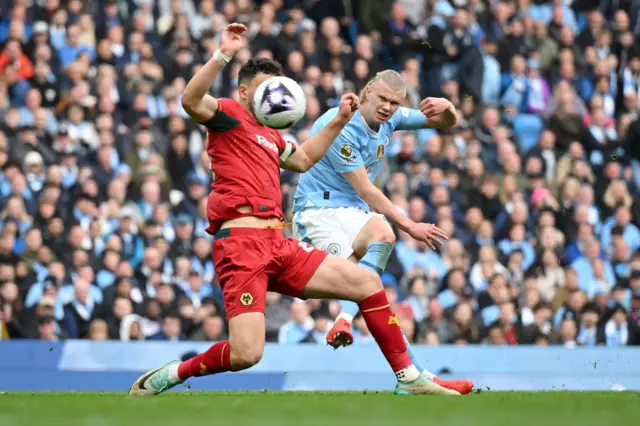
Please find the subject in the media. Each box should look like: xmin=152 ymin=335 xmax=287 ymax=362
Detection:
xmin=292 ymin=207 xmax=384 ymax=259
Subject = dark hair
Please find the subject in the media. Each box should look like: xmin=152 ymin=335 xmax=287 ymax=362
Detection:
xmin=533 ymin=302 xmax=551 ymax=313
xmin=238 ymin=58 xmax=283 ymax=84
xmin=163 ymin=311 xmax=181 ymax=321
xmin=611 ymin=225 xmax=625 ymax=237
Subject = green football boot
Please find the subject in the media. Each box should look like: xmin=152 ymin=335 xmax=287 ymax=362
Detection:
xmin=128 ymin=361 xmax=183 ymax=396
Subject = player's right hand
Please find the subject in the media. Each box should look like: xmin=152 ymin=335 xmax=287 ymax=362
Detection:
xmin=220 ymin=23 xmax=248 ymax=56
xmin=336 ymin=93 xmax=360 ymax=122
xmin=407 ymin=222 xmax=449 ymax=250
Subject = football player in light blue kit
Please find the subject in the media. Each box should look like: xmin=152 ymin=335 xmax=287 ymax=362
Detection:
xmin=293 ymin=70 xmax=473 ymax=394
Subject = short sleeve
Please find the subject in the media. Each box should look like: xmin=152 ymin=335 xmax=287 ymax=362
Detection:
xmin=201 ymin=98 xmax=242 ymax=132
xmin=391 ymin=107 xmax=427 ymax=131
xmin=325 ymin=131 xmax=364 ymax=174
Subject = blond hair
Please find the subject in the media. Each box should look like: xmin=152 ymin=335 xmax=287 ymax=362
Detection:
xmin=359 ymin=70 xmax=407 ymax=102
xmin=603 ymin=179 xmax=633 ymax=209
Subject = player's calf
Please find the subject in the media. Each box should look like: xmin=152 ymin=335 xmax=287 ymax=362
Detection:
xmin=229 ymin=342 xmax=264 ymax=371
xmin=128 ymin=313 xmax=266 ymax=396
xmin=329 ymin=218 xmax=396 ymax=343
xmin=226 ymin=311 xmax=266 ymax=370
xmin=304 ymin=257 xmax=458 ymax=395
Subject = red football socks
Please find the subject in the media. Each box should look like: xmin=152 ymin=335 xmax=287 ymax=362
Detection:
xmin=358 ymin=291 xmax=412 ymax=372
xmin=177 ymin=341 xmax=232 ymax=380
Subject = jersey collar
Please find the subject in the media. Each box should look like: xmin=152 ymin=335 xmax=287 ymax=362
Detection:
xmin=358 ymin=111 xmax=380 ymax=137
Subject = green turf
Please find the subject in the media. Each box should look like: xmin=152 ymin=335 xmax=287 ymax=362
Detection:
xmin=1 ymin=391 xmax=639 ymax=426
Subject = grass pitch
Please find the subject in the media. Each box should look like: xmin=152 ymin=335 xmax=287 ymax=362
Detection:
xmin=1 ymin=391 xmax=638 ymax=426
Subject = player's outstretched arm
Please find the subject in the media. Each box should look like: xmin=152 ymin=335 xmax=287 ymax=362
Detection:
xmin=393 ymin=98 xmax=457 ymax=130
xmin=181 ymin=23 xmax=247 ymax=123
xmin=281 ymin=94 xmax=359 ymax=172
xmin=343 ymin=168 xmax=448 ymax=250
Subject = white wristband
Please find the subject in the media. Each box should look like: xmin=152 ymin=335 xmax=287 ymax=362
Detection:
xmin=213 ymin=49 xmax=233 ymax=67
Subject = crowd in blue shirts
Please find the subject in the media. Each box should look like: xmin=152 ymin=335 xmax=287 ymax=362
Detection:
xmin=1 ymin=0 xmax=640 ymax=347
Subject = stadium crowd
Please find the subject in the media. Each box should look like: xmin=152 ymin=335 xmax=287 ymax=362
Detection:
xmin=1 ymin=0 xmax=640 ymax=347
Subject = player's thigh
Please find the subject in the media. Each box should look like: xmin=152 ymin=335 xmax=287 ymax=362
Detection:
xmin=268 ymin=237 xmax=327 ymax=298
xmin=293 ymin=208 xmax=354 ymax=259
xmin=213 ymin=236 xmax=268 ymax=368
xmin=227 ymin=312 xmax=266 ymax=369
xmin=351 ymin=214 xmax=395 ymax=259
xmin=302 ymin=254 xmax=383 ymax=302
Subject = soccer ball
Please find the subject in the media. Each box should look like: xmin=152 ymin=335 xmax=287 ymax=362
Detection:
xmin=253 ymin=76 xmax=307 ymax=129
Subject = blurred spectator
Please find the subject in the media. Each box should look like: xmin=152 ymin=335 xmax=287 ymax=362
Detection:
xmin=0 ymin=39 xmax=34 ymax=81
xmin=279 ymin=299 xmax=314 ymax=344
xmin=149 ymin=312 xmax=186 ymax=341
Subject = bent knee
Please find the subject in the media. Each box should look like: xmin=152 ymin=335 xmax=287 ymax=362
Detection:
xmin=351 ymin=269 xmax=383 ymax=300
xmin=370 ymin=220 xmax=396 ymax=245
xmin=230 ymin=344 xmax=264 ymax=371
xmin=376 ymin=228 xmax=396 ymax=245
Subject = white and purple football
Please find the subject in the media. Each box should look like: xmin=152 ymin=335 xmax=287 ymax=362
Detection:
xmin=253 ymin=76 xmax=307 ymax=129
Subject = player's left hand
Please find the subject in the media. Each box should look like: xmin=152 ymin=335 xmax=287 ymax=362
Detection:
xmin=419 ymin=97 xmax=453 ymax=118
xmin=220 ymin=23 xmax=248 ymax=56
xmin=407 ymin=222 xmax=449 ymax=250
xmin=337 ymin=93 xmax=360 ymax=122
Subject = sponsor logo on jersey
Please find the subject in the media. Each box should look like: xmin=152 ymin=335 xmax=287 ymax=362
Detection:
xmin=256 ymin=134 xmax=278 ymax=153
xmin=298 ymin=241 xmax=314 ymax=253
xmin=240 ymin=293 xmax=254 ymax=306
xmin=327 ymin=243 xmax=341 ymax=256
xmin=376 ymin=144 xmax=385 ymax=160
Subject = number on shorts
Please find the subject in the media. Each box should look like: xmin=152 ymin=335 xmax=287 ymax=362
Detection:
xmin=298 ymin=241 xmax=314 ymax=253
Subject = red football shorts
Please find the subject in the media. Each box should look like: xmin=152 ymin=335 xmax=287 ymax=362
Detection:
xmin=212 ymin=227 xmax=327 ymax=320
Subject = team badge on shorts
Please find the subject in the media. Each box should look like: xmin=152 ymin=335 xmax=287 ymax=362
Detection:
xmin=327 ymin=243 xmax=341 ymax=256
xmin=240 ymin=293 xmax=254 ymax=306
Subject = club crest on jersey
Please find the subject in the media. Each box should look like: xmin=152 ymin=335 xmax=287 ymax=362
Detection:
xmin=256 ymin=134 xmax=278 ymax=153
xmin=327 ymin=243 xmax=341 ymax=256
xmin=240 ymin=293 xmax=254 ymax=306
xmin=376 ymin=144 xmax=385 ymax=160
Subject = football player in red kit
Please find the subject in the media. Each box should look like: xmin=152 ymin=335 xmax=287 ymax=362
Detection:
xmin=128 ymin=23 xmax=459 ymax=396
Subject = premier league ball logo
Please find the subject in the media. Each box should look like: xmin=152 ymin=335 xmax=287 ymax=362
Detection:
xmin=253 ymin=76 xmax=307 ymax=129
xmin=260 ymin=81 xmax=296 ymax=116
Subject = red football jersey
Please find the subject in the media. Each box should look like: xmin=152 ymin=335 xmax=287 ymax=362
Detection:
xmin=203 ymin=98 xmax=297 ymax=233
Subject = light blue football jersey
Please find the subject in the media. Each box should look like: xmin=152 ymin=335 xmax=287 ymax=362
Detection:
xmin=293 ymin=106 xmax=428 ymax=212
